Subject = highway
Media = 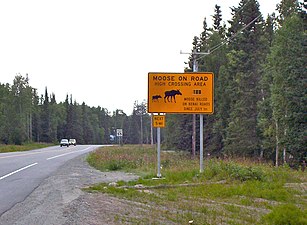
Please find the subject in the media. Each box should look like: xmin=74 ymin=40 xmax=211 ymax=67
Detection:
xmin=0 ymin=145 xmax=102 ymax=216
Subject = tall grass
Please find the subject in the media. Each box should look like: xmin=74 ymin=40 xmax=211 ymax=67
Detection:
xmin=86 ymin=145 xmax=307 ymax=224
xmin=0 ymin=142 xmax=53 ymax=153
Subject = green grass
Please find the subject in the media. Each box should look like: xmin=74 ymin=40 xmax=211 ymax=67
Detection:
xmin=85 ymin=145 xmax=307 ymax=225
xmin=261 ymin=204 xmax=307 ymax=225
xmin=0 ymin=142 xmax=54 ymax=153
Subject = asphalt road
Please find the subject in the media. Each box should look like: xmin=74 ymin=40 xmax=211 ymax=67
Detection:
xmin=0 ymin=145 xmax=102 ymax=216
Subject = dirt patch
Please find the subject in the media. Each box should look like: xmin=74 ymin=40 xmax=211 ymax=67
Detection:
xmin=63 ymin=192 xmax=176 ymax=225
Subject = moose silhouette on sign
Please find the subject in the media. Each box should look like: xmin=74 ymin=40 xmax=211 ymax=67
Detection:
xmin=164 ymin=89 xmax=182 ymax=103
xmin=152 ymin=95 xmax=162 ymax=102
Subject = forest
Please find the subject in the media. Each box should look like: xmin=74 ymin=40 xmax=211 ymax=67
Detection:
xmin=0 ymin=76 xmax=150 ymax=145
xmin=0 ymin=0 xmax=306 ymax=166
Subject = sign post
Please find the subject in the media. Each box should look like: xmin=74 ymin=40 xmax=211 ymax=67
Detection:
xmin=152 ymin=114 xmax=165 ymax=177
xmin=157 ymin=126 xmax=161 ymax=178
xmin=116 ymin=129 xmax=123 ymax=146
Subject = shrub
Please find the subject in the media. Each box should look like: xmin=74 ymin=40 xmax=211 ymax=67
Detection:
xmin=224 ymin=162 xmax=266 ymax=181
xmin=261 ymin=204 xmax=307 ymax=225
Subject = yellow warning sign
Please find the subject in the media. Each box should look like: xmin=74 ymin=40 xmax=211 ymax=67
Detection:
xmin=153 ymin=115 xmax=165 ymax=128
xmin=148 ymin=72 xmax=214 ymax=114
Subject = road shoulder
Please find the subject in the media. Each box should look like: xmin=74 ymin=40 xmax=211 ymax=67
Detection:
xmin=0 ymin=154 xmax=139 ymax=225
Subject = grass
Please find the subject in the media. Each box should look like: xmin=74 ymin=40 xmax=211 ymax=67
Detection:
xmin=86 ymin=145 xmax=307 ymax=225
xmin=0 ymin=142 xmax=54 ymax=153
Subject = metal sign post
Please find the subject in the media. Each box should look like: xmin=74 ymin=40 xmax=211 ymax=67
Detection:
xmin=152 ymin=114 xmax=164 ymax=178
xmin=157 ymin=126 xmax=161 ymax=178
xmin=200 ymin=114 xmax=204 ymax=173
xmin=116 ymin=129 xmax=123 ymax=146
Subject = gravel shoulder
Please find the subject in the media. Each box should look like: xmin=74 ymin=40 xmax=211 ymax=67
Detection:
xmin=0 ymin=154 xmax=139 ymax=225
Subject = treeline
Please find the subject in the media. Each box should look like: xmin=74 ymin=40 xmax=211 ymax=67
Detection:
xmin=0 ymin=0 xmax=306 ymax=166
xmin=164 ymin=0 xmax=306 ymax=165
xmin=0 ymin=75 xmax=151 ymax=145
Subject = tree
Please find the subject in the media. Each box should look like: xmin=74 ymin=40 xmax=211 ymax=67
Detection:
xmin=126 ymin=111 xmax=141 ymax=144
xmin=223 ymin=0 xmax=265 ymax=157
xmin=276 ymin=0 xmax=300 ymax=26
xmin=0 ymin=83 xmax=11 ymax=144
xmin=49 ymin=93 xmax=59 ymax=143
xmin=257 ymin=14 xmax=276 ymax=159
xmin=96 ymin=106 xmax=112 ymax=144
xmin=31 ymin=89 xmax=41 ymax=142
xmin=81 ymin=102 xmax=94 ymax=144
xmin=133 ymin=101 xmax=147 ymax=145
xmin=212 ymin=4 xmax=226 ymax=36
xmin=9 ymin=75 xmax=34 ymax=144
xmin=164 ymin=114 xmax=193 ymax=152
xmin=201 ymin=6 xmax=228 ymax=156
xmin=267 ymin=14 xmax=306 ymax=165
xmin=40 ymin=87 xmax=51 ymax=142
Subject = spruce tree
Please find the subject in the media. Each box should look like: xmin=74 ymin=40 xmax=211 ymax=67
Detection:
xmin=257 ymin=14 xmax=276 ymax=159
xmin=41 ymin=87 xmax=51 ymax=142
xmin=223 ymin=0 xmax=264 ymax=157
xmin=81 ymin=102 xmax=93 ymax=144
xmin=32 ymin=89 xmax=41 ymax=142
xmin=212 ymin=4 xmax=226 ymax=36
xmin=49 ymin=93 xmax=58 ymax=142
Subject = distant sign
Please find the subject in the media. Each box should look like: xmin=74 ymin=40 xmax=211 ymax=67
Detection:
xmin=153 ymin=115 xmax=165 ymax=128
xmin=148 ymin=72 xmax=214 ymax=114
xmin=116 ymin=129 xmax=123 ymax=137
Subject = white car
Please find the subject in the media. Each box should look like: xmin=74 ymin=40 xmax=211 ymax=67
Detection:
xmin=69 ymin=139 xmax=76 ymax=146
xmin=60 ymin=139 xmax=69 ymax=147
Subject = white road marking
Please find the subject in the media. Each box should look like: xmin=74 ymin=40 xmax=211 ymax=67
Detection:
xmin=46 ymin=147 xmax=93 ymax=160
xmin=0 ymin=163 xmax=38 ymax=181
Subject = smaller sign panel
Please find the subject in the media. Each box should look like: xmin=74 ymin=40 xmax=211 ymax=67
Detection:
xmin=116 ymin=129 xmax=123 ymax=137
xmin=153 ymin=115 xmax=165 ymax=128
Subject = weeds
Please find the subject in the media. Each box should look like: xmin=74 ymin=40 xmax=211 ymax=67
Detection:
xmin=86 ymin=145 xmax=307 ymax=224
xmin=261 ymin=204 xmax=307 ymax=225
xmin=0 ymin=142 xmax=53 ymax=153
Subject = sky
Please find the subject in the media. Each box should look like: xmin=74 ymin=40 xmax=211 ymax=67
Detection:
xmin=0 ymin=0 xmax=284 ymax=115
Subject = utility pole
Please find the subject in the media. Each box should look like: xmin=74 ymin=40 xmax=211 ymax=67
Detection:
xmin=180 ymin=49 xmax=210 ymax=173
xmin=192 ymin=49 xmax=197 ymax=158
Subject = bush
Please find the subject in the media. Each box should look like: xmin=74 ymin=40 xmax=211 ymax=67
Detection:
xmin=261 ymin=204 xmax=307 ymax=225
xmin=224 ymin=162 xmax=266 ymax=181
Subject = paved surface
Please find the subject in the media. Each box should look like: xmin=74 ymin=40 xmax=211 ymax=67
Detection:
xmin=0 ymin=145 xmax=102 ymax=215
xmin=0 ymin=150 xmax=139 ymax=225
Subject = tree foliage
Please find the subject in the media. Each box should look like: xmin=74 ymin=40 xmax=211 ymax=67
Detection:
xmin=0 ymin=76 xmax=151 ymax=145
xmin=166 ymin=0 xmax=306 ymax=165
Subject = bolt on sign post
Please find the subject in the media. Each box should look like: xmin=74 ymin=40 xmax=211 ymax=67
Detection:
xmin=148 ymin=72 xmax=214 ymax=175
